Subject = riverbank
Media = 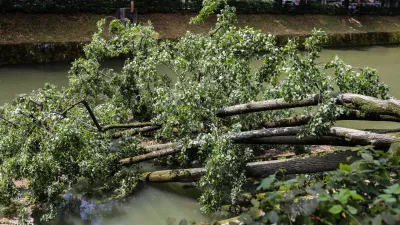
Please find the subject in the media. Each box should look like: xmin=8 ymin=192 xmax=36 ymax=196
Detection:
xmin=2 ymin=13 xmax=400 ymax=65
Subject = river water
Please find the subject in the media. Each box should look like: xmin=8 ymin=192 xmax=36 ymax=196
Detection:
xmin=0 ymin=45 xmax=399 ymax=224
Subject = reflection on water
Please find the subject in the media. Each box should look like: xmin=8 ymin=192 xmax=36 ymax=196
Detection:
xmin=1 ymin=45 xmax=400 ymax=224
xmin=45 ymin=183 xmax=212 ymax=225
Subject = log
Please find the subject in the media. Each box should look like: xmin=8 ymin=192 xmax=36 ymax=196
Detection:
xmin=262 ymin=112 xmax=400 ymax=128
xmin=143 ymin=142 xmax=175 ymax=151
xmin=112 ymin=126 xmax=160 ymax=138
xmin=216 ymin=94 xmax=400 ymax=118
xmin=120 ymin=144 xmax=182 ymax=165
xmin=216 ymin=94 xmax=321 ymax=117
xmin=121 ymin=126 xmax=396 ymax=166
xmin=231 ymin=127 xmax=397 ymax=150
xmin=102 ymin=122 xmax=154 ymax=131
xmin=140 ymin=150 xmax=359 ymax=183
xmin=337 ymin=94 xmax=400 ymax=118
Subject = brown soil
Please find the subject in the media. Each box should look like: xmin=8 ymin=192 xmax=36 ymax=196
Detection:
xmin=2 ymin=12 xmax=400 ymax=44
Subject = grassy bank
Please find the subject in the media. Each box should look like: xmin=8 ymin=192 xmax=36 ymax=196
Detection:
xmin=2 ymin=13 xmax=400 ymax=43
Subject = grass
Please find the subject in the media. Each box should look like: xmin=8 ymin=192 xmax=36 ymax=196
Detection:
xmin=2 ymin=12 xmax=400 ymax=44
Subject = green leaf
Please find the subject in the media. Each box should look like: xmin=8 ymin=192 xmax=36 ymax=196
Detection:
xmin=339 ymin=163 xmax=352 ymax=172
xmin=318 ymin=192 xmax=331 ymax=201
xmin=382 ymin=211 xmax=396 ymax=225
xmin=333 ymin=189 xmax=350 ymax=205
xmin=267 ymin=210 xmax=279 ymax=224
xmin=371 ymin=214 xmax=382 ymax=225
xmin=251 ymin=199 xmax=260 ymax=208
xmin=257 ymin=175 xmax=276 ymax=191
xmin=348 ymin=190 xmax=365 ymax=201
xmin=329 ymin=205 xmax=343 ymax=214
xmin=346 ymin=205 xmax=358 ymax=214
xmin=361 ymin=153 xmax=374 ymax=161
xmin=384 ymin=183 xmax=400 ymax=195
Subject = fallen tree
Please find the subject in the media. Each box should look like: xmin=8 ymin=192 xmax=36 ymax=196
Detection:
xmin=140 ymin=150 xmax=358 ymax=183
xmin=1 ymin=11 xmax=398 ymax=222
xmin=120 ymin=126 xmax=397 ymax=165
xmin=216 ymin=94 xmax=400 ymax=118
xmin=262 ymin=111 xmax=400 ymax=128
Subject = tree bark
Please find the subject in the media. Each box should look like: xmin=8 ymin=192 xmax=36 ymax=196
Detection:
xmin=140 ymin=150 xmax=358 ymax=183
xmin=216 ymin=94 xmax=400 ymax=118
xmin=231 ymin=126 xmax=397 ymax=150
xmin=216 ymin=94 xmax=321 ymax=117
xmin=143 ymin=142 xmax=175 ymax=151
xmin=120 ymin=144 xmax=182 ymax=165
xmin=102 ymin=122 xmax=154 ymax=131
xmin=336 ymin=94 xmax=400 ymax=118
xmin=112 ymin=126 xmax=160 ymax=138
xmin=121 ymin=126 xmax=396 ymax=166
xmin=262 ymin=111 xmax=400 ymax=128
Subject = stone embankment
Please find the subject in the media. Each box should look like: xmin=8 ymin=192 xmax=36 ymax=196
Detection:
xmin=2 ymin=13 xmax=400 ymax=64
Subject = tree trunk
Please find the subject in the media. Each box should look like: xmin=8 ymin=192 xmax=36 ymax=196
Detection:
xmin=102 ymin=122 xmax=153 ymax=131
xmin=336 ymin=94 xmax=400 ymax=118
xmin=216 ymin=94 xmax=321 ymax=117
xmin=112 ymin=126 xmax=160 ymax=138
xmin=216 ymin=94 xmax=400 ymax=118
xmin=143 ymin=142 xmax=175 ymax=151
xmin=140 ymin=150 xmax=358 ymax=183
xmin=121 ymin=127 xmax=396 ymax=166
xmin=120 ymin=145 xmax=182 ymax=165
xmin=231 ymin=126 xmax=397 ymax=150
xmin=262 ymin=111 xmax=400 ymax=128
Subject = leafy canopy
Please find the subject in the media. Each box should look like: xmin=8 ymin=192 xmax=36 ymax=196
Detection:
xmin=0 ymin=2 xmax=391 ymax=221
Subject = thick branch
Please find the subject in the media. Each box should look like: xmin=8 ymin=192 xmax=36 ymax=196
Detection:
xmin=61 ymin=100 xmax=155 ymax=134
xmin=217 ymin=94 xmax=400 ymax=118
xmin=81 ymin=100 xmax=103 ymax=132
xmin=112 ymin=126 xmax=160 ymax=138
xmin=263 ymin=111 xmax=400 ymax=128
xmin=121 ymin=127 xmax=396 ymax=166
xmin=143 ymin=142 xmax=176 ymax=151
xmin=140 ymin=150 xmax=358 ymax=183
xmin=231 ymin=126 xmax=397 ymax=150
xmin=102 ymin=122 xmax=154 ymax=131
xmin=216 ymin=94 xmax=321 ymax=117
xmin=0 ymin=114 xmax=18 ymax=128
xmin=120 ymin=144 xmax=182 ymax=165
xmin=337 ymin=94 xmax=400 ymax=118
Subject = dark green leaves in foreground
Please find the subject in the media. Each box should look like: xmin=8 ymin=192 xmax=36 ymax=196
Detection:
xmin=239 ymin=149 xmax=399 ymax=225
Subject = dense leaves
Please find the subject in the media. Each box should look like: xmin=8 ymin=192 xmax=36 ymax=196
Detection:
xmin=237 ymin=148 xmax=400 ymax=225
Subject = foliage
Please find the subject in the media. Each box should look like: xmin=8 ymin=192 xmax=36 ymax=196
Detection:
xmin=236 ymin=148 xmax=400 ymax=225
xmin=0 ymin=1 xmax=393 ymax=222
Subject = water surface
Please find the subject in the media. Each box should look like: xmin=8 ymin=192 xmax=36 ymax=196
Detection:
xmin=1 ymin=45 xmax=400 ymax=224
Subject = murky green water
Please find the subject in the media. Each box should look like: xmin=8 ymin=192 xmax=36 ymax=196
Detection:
xmin=0 ymin=45 xmax=400 ymax=224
